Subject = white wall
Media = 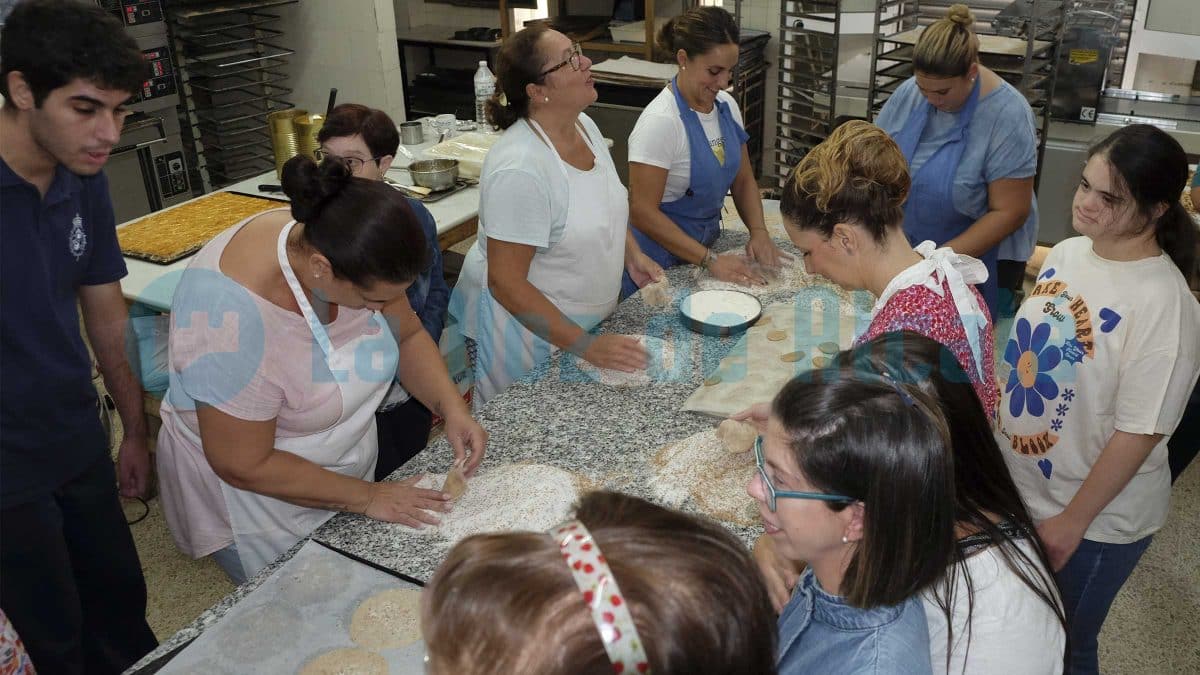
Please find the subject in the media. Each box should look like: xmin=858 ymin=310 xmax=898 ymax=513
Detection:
xmin=278 ymin=0 xmax=407 ymax=121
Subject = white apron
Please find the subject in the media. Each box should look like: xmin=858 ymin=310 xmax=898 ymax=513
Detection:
xmin=221 ymin=221 xmax=399 ymax=577
xmin=471 ymin=118 xmax=628 ymax=404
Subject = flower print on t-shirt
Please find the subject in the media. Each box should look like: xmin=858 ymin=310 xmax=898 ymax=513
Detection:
xmin=997 ymin=267 xmax=1119 ymax=479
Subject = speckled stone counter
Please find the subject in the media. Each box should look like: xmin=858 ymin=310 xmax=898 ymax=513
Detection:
xmin=129 ymin=222 xmax=823 ymax=673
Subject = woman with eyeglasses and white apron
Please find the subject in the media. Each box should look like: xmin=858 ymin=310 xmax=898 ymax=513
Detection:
xmin=449 ymin=26 xmax=663 ymax=407
xmin=156 ymin=156 xmax=487 ymax=583
xmin=624 ymin=6 xmax=788 ymax=298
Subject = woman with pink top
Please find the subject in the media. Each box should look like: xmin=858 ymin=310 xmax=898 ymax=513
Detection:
xmin=156 ymin=156 xmax=488 ymax=583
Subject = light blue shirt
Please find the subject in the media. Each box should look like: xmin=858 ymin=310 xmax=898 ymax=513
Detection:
xmin=777 ymin=569 xmax=933 ymax=675
xmin=877 ymin=77 xmax=1040 ymax=262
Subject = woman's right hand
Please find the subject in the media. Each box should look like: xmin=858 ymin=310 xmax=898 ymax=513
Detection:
xmin=731 ymin=402 xmax=772 ymax=434
xmin=708 ymin=253 xmax=766 ymax=286
xmin=582 ymin=334 xmax=648 ymax=372
xmin=754 ymin=534 xmax=801 ymax=613
xmin=362 ymin=475 xmax=451 ymax=529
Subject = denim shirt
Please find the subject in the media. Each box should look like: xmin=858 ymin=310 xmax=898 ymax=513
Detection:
xmin=777 ymin=569 xmax=933 ymax=675
xmin=404 ymin=197 xmax=449 ymax=343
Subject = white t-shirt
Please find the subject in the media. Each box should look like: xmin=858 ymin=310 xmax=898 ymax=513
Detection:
xmin=922 ymin=539 xmax=1065 ymax=675
xmin=995 ymin=236 xmax=1200 ymax=543
xmin=449 ymin=113 xmax=615 ymax=341
xmin=627 ymin=86 xmax=744 ymax=202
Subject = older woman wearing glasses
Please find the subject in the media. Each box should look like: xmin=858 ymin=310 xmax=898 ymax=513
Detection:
xmin=449 ymin=26 xmax=663 ymax=406
xmin=748 ymin=366 xmax=958 ymax=674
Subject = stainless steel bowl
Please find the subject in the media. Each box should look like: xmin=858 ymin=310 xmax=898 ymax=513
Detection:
xmin=405 ymin=158 xmax=459 ymax=191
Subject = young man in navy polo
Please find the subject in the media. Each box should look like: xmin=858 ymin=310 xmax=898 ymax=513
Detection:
xmin=0 ymin=1 xmax=159 ymax=671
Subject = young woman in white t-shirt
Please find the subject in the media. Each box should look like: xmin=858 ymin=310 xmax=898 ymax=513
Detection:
xmin=623 ymin=6 xmax=787 ymax=296
xmin=743 ymin=331 xmax=1067 ymax=674
xmin=996 ymin=124 xmax=1200 ymax=674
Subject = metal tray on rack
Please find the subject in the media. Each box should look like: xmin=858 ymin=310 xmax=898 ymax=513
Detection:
xmin=183 ymin=43 xmax=294 ymax=69
xmin=179 ymin=25 xmax=283 ymax=50
xmin=171 ymin=0 xmax=298 ymax=22
xmin=188 ymin=70 xmax=289 ymax=93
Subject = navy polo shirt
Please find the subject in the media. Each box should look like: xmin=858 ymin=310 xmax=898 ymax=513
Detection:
xmin=1 ymin=157 xmax=128 ymax=505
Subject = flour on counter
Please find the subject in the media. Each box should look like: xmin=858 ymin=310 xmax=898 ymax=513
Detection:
xmin=574 ymin=335 xmax=677 ymax=387
xmin=415 ymin=463 xmax=579 ymax=543
xmin=650 ymin=429 xmax=758 ymax=527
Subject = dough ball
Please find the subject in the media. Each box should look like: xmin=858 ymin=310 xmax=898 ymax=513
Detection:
xmin=641 ymin=277 xmax=672 ymax=307
xmin=349 ymin=588 xmax=423 ymax=649
xmin=299 ymin=648 xmax=387 ymax=675
xmin=716 ymin=419 xmax=757 ymax=454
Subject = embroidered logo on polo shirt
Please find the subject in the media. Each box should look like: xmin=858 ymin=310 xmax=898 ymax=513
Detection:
xmin=69 ymin=213 xmax=87 ymax=260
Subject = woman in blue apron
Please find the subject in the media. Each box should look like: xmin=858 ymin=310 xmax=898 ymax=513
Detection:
xmin=624 ymin=6 xmax=787 ymax=297
xmin=875 ymin=4 xmax=1040 ymax=318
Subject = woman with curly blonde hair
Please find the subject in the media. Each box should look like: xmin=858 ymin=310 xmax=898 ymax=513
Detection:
xmin=781 ymin=119 xmax=997 ymax=416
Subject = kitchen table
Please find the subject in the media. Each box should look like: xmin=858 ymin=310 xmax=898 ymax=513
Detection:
xmin=126 ymin=201 xmax=817 ymax=674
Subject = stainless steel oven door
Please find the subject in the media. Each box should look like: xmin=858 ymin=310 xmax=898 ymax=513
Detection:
xmin=107 ymin=115 xmax=192 ymax=223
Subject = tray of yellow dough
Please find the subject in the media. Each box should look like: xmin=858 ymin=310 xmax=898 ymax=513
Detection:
xmin=156 ymin=540 xmax=427 ymax=674
xmin=117 ymin=191 xmax=283 ymax=264
xmin=682 ymin=289 xmax=875 ymax=418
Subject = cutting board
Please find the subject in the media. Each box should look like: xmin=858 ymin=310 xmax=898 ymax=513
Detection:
xmin=681 ymin=289 xmax=875 ymax=418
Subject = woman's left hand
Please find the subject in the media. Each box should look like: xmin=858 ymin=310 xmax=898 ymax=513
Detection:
xmin=745 ymin=229 xmax=790 ymax=270
xmin=625 ymin=250 xmax=665 ymax=289
xmin=1036 ymin=511 xmax=1088 ymax=571
xmin=443 ymin=410 xmax=488 ymax=477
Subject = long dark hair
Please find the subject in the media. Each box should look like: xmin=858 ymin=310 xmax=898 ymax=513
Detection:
xmin=422 ymin=491 xmax=778 ymax=674
xmin=772 ymin=366 xmax=958 ymax=609
xmin=485 ymin=24 xmax=551 ymax=130
xmin=280 ymin=155 xmax=427 ymax=286
xmin=1088 ymin=124 xmax=1197 ymax=283
xmin=834 ymin=331 xmax=1066 ymax=672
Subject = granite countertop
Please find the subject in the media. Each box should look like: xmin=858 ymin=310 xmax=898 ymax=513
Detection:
xmin=129 ymin=222 xmax=814 ymax=673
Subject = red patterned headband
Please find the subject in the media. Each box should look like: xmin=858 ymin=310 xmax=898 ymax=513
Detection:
xmin=550 ymin=520 xmax=652 ymax=674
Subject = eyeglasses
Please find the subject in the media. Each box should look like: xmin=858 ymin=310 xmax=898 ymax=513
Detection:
xmin=314 ymin=148 xmax=384 ymax=172
xmin=754 ymin=436 xmax=856 ymax=513
xmin=539 ymin=42 xmax=584 ymax=77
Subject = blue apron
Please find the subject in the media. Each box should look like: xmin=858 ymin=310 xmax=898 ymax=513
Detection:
xmin=892 ymin=77 xmax=998 ymax=317
xmin=622 ymin=78 xmax=749 ymax=297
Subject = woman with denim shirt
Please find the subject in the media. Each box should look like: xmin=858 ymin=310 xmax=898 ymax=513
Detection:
xmin=747 ymin=365 xmax=957 ymax=674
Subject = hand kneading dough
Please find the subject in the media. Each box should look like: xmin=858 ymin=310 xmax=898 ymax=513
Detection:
xmin=716 ymin=419 xmax=757 ymax=454
xmin=299 ymin=648 xmax=387 ymax=675
xmin=441 ymin=465 xmax=468 ymax=500
xmin=641 ymin=277 xmax=671 ymax=307
xmin=349 ymin=588 xmax=423 ymax=649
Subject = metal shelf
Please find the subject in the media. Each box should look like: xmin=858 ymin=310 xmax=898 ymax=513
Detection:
xmin=866 ymin=0 xmax=1065 ymax=189
xmin=166 ymin=0 xmax=298 ymax=190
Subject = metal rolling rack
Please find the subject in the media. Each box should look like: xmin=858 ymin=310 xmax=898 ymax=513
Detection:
xmin=769 ymin=0 xmax=841 ymax=188
xmin=165 ymin=0 xmax=298 ymax=190
xmin=732 ymin=28 xmax=771 ymax=176
xmin=866 ymin=1 xmax=1066 ymax=187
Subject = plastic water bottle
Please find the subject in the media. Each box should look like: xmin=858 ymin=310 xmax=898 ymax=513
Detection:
xmin=473 ymin=60 xmax=495 ymax=128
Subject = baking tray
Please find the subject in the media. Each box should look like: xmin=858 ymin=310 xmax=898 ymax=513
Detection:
xmin=118 ymin=191 xmax=284 ymax=264
xmin=154 ymin=540 xmax=426 ymax=674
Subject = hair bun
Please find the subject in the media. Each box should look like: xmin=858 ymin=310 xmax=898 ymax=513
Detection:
xmin=947 ymin=3 xmax=974 ymax=27
xmin=281 ymin=154 xmax=352 ymax=223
